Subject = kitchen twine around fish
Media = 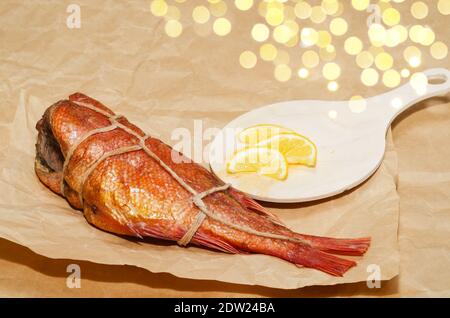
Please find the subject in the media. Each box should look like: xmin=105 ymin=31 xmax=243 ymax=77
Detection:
xmin=59 ymin=99 xmax=310 ymax=247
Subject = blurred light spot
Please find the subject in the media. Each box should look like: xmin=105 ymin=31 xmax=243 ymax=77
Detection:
xmin=328 ymin=110 xmax=338 ymax=119
xmin=260 ymin=43 xmax=278 ymax=61
xmin=266 ymin=7 xmax=284 ymax=26
xmin=382 ymin=69 xmax=401 ymax=88
xmin=213 ymin=18 xmax=231 ymax=36
xmin=356 ymin=51 xmax=374 ymax=68
xmin=165 ymin=20 xmax=182 ymax=38
xmin=150 ymin=0 xmax=168 ymax=17
xmin=165 ymin=6 xmax=180 ymax=21
xmin=329 ymin=17 xmax=348 ymax=36
xmin=322 ymin=0 xmax=339 ymax=15
xmin=251 ymin=23 xmax=270 ymax=42
xmin=274 ymin=64 xmax=292 ymax=82
xmin=239 ymin=51 xmax=257 ymax=69
xmin=210 ymin=1 xmax=228 ymax=17
xmin=375 ymin=52 xmax=394 ymax=71
xmin=235 ymin=0 xmax=253 ymax=11
xmin=438 ymin=0 xmax=450 ymax=15
xmin=430 ymin=41 xmax=448 ymax=60
xmin=411 ymin=2 xmax=428 ymax=19
xmin=401 ymin=68 xmax=410 ymax=78
xmin=344 ymin=36 xmax=363 ymax=55
xmin=295 ymin=1 xmax=312 ymax=19
xmin=348 ymin=95 xmax=367 ymax=113
xmin=317 ymin=31 xmax=332 ymax=48
xmin=301 ymin=28 xmax=318 ymax=46
xmin=403 ymin=46 xmax=422 ymax=68
xmin=327 ymin=81 xmax=339 ymax=91
xmin=410 ymin=72 xmax=428 ymax=94
xmin=391 ymin=98 xmax=402 ymax=109
xmin=322 ymin=62 xmax=341 ymax=80
xmin=311 ymin=6 xmax=326 ymax=23
xmin=320 ymin=45 xmax=336 ymax=61
xmin=192 ymin=6 xmax=210 ymax=24
xmin=368 ymin=24 xmax=387 ymax=47
xmin=298 ymin=68 xmax=309 ymax=78
xmin=302 ymin=50 xmax=320 ymax=68
xmin=361 ymin=68 xmax=379 ymax=86
xmin=352 ymin=0 xmax=370 ymax=11
xmin=382 ymin=8 xmax=401 ymax=26
xmin=273 ymin=24 xmax=292 ymax=43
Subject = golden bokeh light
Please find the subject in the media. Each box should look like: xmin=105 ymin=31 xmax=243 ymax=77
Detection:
xmin=239 ymin=50 xmax=257 ymax=69
xmin=294 ymin=1 xmax=312 ymax=19
xmin=361 ymin=68 xmax=379 ymax=86
xmin=344 ymin=36 xmax=363 ymax=55
xmin=411 ymin=2 xmax=428 ymax=19
xmin=274 ymin=64 xmax=292 ymax=82
xmin=192 ymin=6 xmax=210 ymax=24
xmin=320 ymin=45 xmax=337 ymax=61
xmin=322 ymin=62 xmax=341 ymax=80
xmin=213 ymin=17 xmax=231 ymax=36
xmin=310 ymin=6 xmax=326 ymax=24
xmin=297 ymin=67 xmax=309 ymax=79
xmin=301 ymin=27 xmax=318 ymax=46
xmin=438 ymin=0 xmax=450 ymax=15
xmin=351 ymin=0 xmax=370 ymax=11
xmin=356 ymin=51 xmax=374 ymax=69
xmin=403 ymin=46 xmax=422 ymax=68
xmin=382 ymin=69 xmax=401 ymax=88
xmin=251 ymin=23 xmax=270 ymax=42
xmin=164 ymin=20 xmax=183 ymax=38
xmin=273 ymin=24 xmax=292 ymax=44
xmin=152 ymin=0 xmax=447 ymax=88
xmin=374 ymin=52 xmax=394 ymax=71
xmin=265 ymin=6 xmax=284 ymax=26
xmin=382 ymin=8 xmax=401 ymax=27
xmin=165 ymin=6 xmax=181 ymax=21
xmin=430 ymin=41 xmax=448 ymax=60
xmin=321 ymin=0 xmax=339 ymax=15
xmin=235 ymin=0 xmax=253 ymax=11
xmin=327 ymin=81 xmax=339 ymax=91
xmin=401 ymin=68 xmax=411 ymax=78
xmin=329 ymin=17 xmax=348 ymax=36
xmin=259 ymin=43 xmax=278 ymax=61
xmin=410 ymin=72 xmax=428 ymax=94
xmin=302 ymin=50 xmax=320 ymax=68
xmin=317 ymin=30 xmax=332 ymax=48
xmin=150 ymin=0 xmax=168 ymax=17
xmin=368 ymin=24 xmax=387 ymax=47
xmin=348 ymin=95 xmax=367 ymax=113
xmin=210 ymin=1 xmax=228 ymax=17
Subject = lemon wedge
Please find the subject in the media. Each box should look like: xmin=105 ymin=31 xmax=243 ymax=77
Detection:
xmin=239 ymin=124 xmax=294 ymax=145
xmin=227 ymin=147 xmax=288 ymax=180
xmin=257 ymin=132 xmax=317 ymax=167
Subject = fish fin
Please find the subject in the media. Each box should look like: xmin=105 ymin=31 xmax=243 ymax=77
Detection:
xmin=285 ymin=244 xmax=356 ymax=276
xmin=295 ymin=234 xmax=371 ymax=256
xmin=192 ymin=232 xmax=244 ymax=254
xmin=228 ymin=188 xmax=285 ymax=226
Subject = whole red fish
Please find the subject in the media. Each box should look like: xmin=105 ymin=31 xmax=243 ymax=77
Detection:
xmin=35 ymin=93 xmax=370 ymax=276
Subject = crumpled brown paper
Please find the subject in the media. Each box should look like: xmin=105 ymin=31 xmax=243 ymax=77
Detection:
xmin=0 ymin=91 xmax=399 ymax=289
xmin=0 ymin=0 xmax=404 ymax=290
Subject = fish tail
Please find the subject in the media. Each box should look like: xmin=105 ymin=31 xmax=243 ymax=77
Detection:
xmin=294 ymin=234 xmax=371 ymax=256
xmin=278 ymin=242 xmax=357 ymax=276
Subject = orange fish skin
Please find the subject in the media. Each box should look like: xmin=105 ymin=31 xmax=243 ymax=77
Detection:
xmin=35 ymin=93 xmax=370 ymax=276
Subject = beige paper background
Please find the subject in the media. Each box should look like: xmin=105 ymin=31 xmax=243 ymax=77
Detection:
xmin=0 ymin=1 xmax=448 ymax=296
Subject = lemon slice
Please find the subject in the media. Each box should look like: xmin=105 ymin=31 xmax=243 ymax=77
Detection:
xmin=239 ymin=124 xmax=294 ymax=145
xmin=227 ymin=147 xmax=288 ymax=180
xmin=257 ymin=132 xmax=317 ymax=167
